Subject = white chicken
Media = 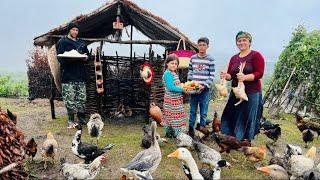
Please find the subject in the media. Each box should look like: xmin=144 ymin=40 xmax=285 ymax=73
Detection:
xmin=87 ymin=113 xmax=104 ymax=145
xmin=60 ymin=155 xmax=107 ymax=179
xmin=288 ymin=146 xmax=317 ymax=179
xmin=232 ymin=62 xmax=248 ymax=106
xmin=215 ymin=78 xmax=228 ymax=98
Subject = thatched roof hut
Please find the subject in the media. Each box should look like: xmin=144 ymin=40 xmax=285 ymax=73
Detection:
xmin=33 ymin=0 xmax=197 ymax=50
xmin=32 ymin=0 xmax=197 ymax=120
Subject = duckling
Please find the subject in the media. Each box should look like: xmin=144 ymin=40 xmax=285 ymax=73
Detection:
xmin=257 ymin=164 xmax=289 ymax=180
xmin=120 ymin=121 xmax=161 ymax=179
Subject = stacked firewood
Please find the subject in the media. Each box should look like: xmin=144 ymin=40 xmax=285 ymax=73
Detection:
xmin=0 ymin=108 xmax=28 ymax=179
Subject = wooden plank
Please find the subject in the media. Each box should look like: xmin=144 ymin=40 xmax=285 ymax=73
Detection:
xmin=48 ymin=35 xmax=179 ymax=44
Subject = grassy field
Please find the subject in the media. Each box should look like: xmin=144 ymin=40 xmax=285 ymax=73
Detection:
xmin=1 ymin=97 xmax=319 ymax=179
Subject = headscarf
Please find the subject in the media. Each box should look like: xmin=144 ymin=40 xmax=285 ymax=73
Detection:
xmin=236 ymin=31 xmax=252 ymax=43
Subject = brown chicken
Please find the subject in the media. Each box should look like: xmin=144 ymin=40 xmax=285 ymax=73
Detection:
xmin=296 ymin=114 xmax=320 ymax=138
xmin=212 ymin=132 xmax=250 ymax=162
xmin=25 ymin=138 xmax=37 ymax=161
xmin=212 ymin=133 xmax=251 ymax=153
xmin=242 ymin=146 xmax=267 ymax=164
xmin=41 ymin=132 xmax=58 ymax=169
xmin=212 ymin=111 xmax=221 ymax=133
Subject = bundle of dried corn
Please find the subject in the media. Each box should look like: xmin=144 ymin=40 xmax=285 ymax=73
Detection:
xmin=0 ymin=108 xmax=28 ymax=179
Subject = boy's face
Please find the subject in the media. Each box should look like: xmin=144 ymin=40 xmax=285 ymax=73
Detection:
xmin=69 ymin=27 xmax=79 ymax=38
xmin=197 ymin=42 xmax=208 ymax=54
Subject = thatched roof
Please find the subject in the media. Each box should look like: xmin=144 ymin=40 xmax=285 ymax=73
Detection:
xmin=33 ymin=0 xmax=197 ymax=50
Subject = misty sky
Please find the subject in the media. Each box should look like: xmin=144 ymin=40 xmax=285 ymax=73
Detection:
xmin=0 ymin=0 xmax=319 ymax=72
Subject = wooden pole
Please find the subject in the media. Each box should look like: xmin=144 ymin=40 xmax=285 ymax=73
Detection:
xmin=48 ymin=35 xmax=179 ymax=45
xmin=130 ymin=25 xmax=134 ymax=108
xmin=145 ymin=44 xmax=153 ymax=123
xmin=270 ymin=67 xmax=296 ymax=117
xmin=50 ymin=77 xmax=56 ymax=119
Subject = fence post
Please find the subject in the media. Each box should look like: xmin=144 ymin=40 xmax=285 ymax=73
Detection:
xmin=50 ymin=77 xmax=56 ymax=119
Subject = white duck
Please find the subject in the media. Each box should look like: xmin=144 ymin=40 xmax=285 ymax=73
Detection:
xmin=169 ymin=148 xmax=230 ymax=180
xmin=120 ymin=121 xmax=161 ymax=179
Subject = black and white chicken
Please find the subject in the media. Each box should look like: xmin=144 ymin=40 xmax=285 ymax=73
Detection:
xmin=60 ymin=155 xmax=107 ymax=179
xmin=72 ymin=124 xmax=114 ymax=164
xmin=87 ymin=113 xmax=104 ymax=145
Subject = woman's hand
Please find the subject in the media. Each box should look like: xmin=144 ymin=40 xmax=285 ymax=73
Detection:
xmin=236 ymin=73 xmax=246 ymax=82
xmin=220 ymin=71 xmax=231 ymax=80
xmin=220 ymin=71 xmax=228 ymax=79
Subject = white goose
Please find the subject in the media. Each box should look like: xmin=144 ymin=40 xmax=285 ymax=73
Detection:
xmin=168 ymin=148 xmax=231 ymax=180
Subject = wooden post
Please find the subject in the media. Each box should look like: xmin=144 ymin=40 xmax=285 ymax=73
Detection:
xmin=270 ymin=67 xmax=296 ymax=117
xmin=145 ymin=44 xmax=153 ymax=123
xmin=116 ymin=51 xmax=120 ymax=105
xmin=99 ymin=41 xmax=104 ymax=116
xmin=50 ymin=77 xmax=56 ymax=119
xmin=263 ymin=78 xmax=276 ymax=105
xmin=130 ymin=25 xmax=134 ymax=107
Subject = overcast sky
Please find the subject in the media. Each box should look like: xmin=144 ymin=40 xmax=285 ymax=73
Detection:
xmin=0 ymin=0 xmax=319 ymax=72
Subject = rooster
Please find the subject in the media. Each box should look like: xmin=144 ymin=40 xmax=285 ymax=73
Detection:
xmin=41 ymin=132 xmax=58 ymax=169
xmin=72 ymin=125 xmax=114 ymax=164
xmin=87 ymin=113 xmax=104 ymax=145
xmin=60 ymin=155 xmax=107 ymax=179
xmin=212 ymin=111 xmax=221 ymax=133
xmin=25 ymin=138 xmax=37 ymax=161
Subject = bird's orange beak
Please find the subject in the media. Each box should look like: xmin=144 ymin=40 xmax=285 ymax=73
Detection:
xmin=257 ymin=166 xmax=271 ymax=174
xmin=168 ymin=149 xmax=180 ymax=158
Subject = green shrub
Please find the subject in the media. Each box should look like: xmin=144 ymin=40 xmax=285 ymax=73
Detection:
xmin=0 ymin=75 xmax=28 ymax=97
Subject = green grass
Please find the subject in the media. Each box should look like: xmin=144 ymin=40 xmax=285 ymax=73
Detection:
xmin=2 ymin=98 xmax=320 ymax=179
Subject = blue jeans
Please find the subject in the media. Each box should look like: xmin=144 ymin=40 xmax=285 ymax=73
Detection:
xmin=189 ymin=88 xmax=210 ymax=128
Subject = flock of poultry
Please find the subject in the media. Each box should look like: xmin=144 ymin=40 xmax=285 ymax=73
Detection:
xmin=1 ymin=106 xmax=320 ymax=179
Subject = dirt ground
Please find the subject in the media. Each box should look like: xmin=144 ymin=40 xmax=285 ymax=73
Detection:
xmin=1 ymin=97 xmax=319 ymax=179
